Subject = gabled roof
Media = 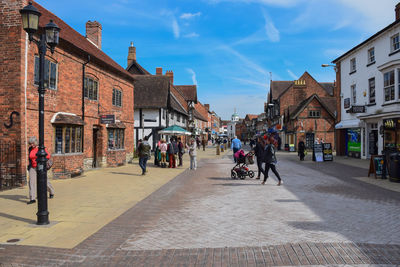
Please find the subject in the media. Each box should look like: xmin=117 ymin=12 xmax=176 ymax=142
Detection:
xmin=127 ymin=60 xmax=151 ymax=75
xmin=319 ymin=83 xmax=334 ymax=96
xmin=171 ymin=85 xmax=188 ymax=111
xmin=290 ymin=94 xmax=336 ymax=120
xmin=333 ymin=19 xmax=400 ymax=63
xmin=34 ymin=1 xmax=134 ymax=82
xmin=175 ymin=85 xmax=198 ymax=103
xmin=133 ymin=75 xmax=169 ymax=108
xmin=270 ymin=81 xmax=293 ymax=100
xmin=194 ymin=109 xmax=208 ymax=122
xmin=245 ymin=114 xmax=258 ymax=121
xmin=170 ymin=92 xmax=188 ymax=115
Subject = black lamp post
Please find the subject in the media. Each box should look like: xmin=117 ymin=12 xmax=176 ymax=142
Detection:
xmin=20 ymin=2 xmax=60 ymax=225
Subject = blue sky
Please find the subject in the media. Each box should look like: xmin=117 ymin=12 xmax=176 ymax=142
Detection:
xmin=38 ymin=0 xmax=398 ymax=119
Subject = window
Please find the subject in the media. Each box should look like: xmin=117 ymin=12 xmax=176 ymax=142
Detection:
xmin=182 ymin=117 xmax=186 ymax=123
xmin=391 ymin=34 xmax=400 ymax=52
xmin=84 ymin=77 xmax=98 ymax=101
xmin=384 ymin=70 xmax=395 ymax=101
xmin=351 ymin=84 xmax=357 ymax=104
xmin=170 ymin=112 xmax=174 ymax=120
xmin=54 ymin=125 xmax=83 ymax=154
xmin=34 ymin=56 xmax=58 ymax=90
xmin=308 ymin=110 xmax=320 ymax=118
xmin=177 ymin=114 xmax=181 ymax=122
xmin=108 ymin=128 xmax=125 ymax=150
xmin=112 ymin=88 xmax=122 ymax=107
xmin=368 ymin=77 xmax=375 ymax=104
xmin=350 ymin=58 xmax=356 ymax=73
xmin=368 ymin=48 xmax=375 ymax=64
xmin=162 ymin=109 xmax=166 ymax=119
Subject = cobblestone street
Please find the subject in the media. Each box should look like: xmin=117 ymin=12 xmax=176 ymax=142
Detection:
xmin=1 ymin=150 xmax=400 ymax=266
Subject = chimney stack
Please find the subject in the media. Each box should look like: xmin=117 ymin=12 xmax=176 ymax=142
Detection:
xmin=396 ymin=3 xmax=400 ymax=20
xmin=204 ymin=104 xmax=210 ymax=111
xmin=156 ymin=67 xmax=163 ymax=75
xmin=86 ymin=21 xmax=102 ymax=49
xmin=127 ymin=42 xmax=136 ymax=67
xmin=166 ymin=70 xmax=174 ymax=84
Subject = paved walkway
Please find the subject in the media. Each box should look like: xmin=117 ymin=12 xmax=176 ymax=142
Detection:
xmin=0 ymin=148 xmax=399 ymax=266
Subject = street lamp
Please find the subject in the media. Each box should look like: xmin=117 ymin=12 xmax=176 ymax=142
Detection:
xmin=20 ymin=2 xmax=60 ymax=225
xmin=321 ymin=64 xmax=338 ymax=72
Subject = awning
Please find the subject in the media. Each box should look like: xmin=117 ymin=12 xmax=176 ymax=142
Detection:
xmin=106 ymin=122 xmax=126 ymax=129
xmin=51 ymin=113 xmax=84 ymax=125
xmin=335 ymin=119 xmax=361 ymax=129
xmin=158 ymin=125 xmax=191 ymax=135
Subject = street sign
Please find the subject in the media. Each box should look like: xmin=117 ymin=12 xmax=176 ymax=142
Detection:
xmin=346 ymin=105 xmax=365 ymax=113
xmin=344 ymin=98 xmax=350 ymax=109
xmin=100 ymin=114 xmax=115 ymax=124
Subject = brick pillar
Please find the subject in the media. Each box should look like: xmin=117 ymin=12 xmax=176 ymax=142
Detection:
xmin=86 ymin=20 xmax=102 ymax=49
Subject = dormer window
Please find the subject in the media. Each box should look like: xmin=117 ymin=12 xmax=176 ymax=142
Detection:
xmin=391 ymin=33 xmax=400 ymax=52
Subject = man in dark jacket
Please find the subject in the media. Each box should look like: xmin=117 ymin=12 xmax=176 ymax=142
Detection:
xmin=168 ymin=137 xmax=177 ymax=168
xmin=298 ymin=138 xmax=306 ymax=161
xmin=177 ymin=137 xmax=184 ymax=166
xmin=253 ymin=137 xmax=265 ymax=179
xmin=138 ymin=136 xmax=151 ymax=175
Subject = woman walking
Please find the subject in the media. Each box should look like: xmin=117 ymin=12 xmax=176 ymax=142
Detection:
xmin=186 ymin=138 xmax=197 ymax=170
xmin=253 ymin=137 xmax=265 ymax=179
xmin=27 ymin=136 xmax=55 ymax=204
xmin=262 ymin=137 xmax=282 ymax=186
xmin=298 ymin=138 xmax=306 ymax=161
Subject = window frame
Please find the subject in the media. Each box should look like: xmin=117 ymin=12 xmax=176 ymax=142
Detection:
xmin=54 ymin=125 xmax=83 ymax=154
xmin=308 ymin=110 xmax=321 ymax=118
xmin=391 ymin=33 xmax=400 ymax=53
xmin=84 ymin=76 xmax=98 ymax=101
xmin=350 ymin=58 xmax=356 ymax=73
xmin=367 ymin=47 xmax=375 ymax=64
xmin=351 ymin=84 xmax=357 ymax=104
xmin=112 ymin=88 xmax=123 ymax=107
xmin=34 ymin=56 xmax=58 ymax=90
xmin=107 ymin=128 xmax=125 ymax=150
xmin=384 ymin=70 xmax=395 ymax=102
xmin=368 ymin=77 xmax=376 ymax=104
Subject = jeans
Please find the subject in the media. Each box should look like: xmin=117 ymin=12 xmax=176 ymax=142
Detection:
xmin=233 ymin=147 xmax=239 ymax=162
xmin=139 ymin=156 xmax=148 ymax=173
xmin=256 ymin=157 xmax=263 ymax=178
xmin=190 ymin=156 xmax=197 ymax=170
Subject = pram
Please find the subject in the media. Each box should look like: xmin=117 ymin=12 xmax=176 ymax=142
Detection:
xmin=231 ymin=150 xmax=255 ymax=179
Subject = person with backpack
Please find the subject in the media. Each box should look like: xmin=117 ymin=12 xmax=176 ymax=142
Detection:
xmin=262 ymin=136 xmax=282 ymax=186
xmin=167 ymin=137 xmax=176 ymax=168
xmin=138 ymin=136 xmax=151 ymax=175
xmin=27 ymin=136 xmax=55 ymax=204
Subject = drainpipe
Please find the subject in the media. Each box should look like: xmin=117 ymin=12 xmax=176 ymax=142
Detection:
xmin=82 ymin=55 xmax=90 ymax=152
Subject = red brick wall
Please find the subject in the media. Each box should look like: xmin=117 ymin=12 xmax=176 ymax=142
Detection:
xmin=106 ymin=149 xmax=126 ymax=167
xmin=52 ymin=153 xmax=84 ymax=179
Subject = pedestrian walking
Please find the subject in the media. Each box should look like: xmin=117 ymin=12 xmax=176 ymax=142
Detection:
xmin=298 ymin=138 xmax=306 ymax=161
xmin=167 ymin=137 xmax=176 ymax=168
xmin=27 ymin=136 xmax=55 ymax=204
xmin=201 ymin=138 xmax=206 ymax=151
xmin=186 ymin=138 xmax=197 ymax=170
xmin=261 ymin=136 xmax=282 ymax=186
xmin=138 ymin=136 xmax=151 ymax=175
xmin=231 ymin=136 xmax=242 ymax=163
xmin=159 ymin=139 xmax=167 ymax=168
xmin=196 ymin=137 xmax=201 ymax=149
xmin=253 ymin=137 xmax=265 ymax=179
xmin=177 ymin=137 xmax=184 ymax=166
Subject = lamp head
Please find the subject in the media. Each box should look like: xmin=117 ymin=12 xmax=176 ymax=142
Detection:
xmin=19 ymin=2 xmax=41 ymax=41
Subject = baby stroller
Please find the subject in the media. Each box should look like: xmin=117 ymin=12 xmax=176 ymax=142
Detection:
xmin=231 ymin=150 xmax=255 ymax=179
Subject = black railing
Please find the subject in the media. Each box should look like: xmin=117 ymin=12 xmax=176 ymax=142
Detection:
xmin=0 ymin=141 xmax=22 ymax=190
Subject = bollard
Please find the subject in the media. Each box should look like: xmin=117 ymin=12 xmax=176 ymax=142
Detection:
xmin=224 ymin=143 xmax=227 ymax=150
xmin=221 ymin=144 xmax=224 ymax=152
xmin=216 ymin=145 xmax=220 ymax=155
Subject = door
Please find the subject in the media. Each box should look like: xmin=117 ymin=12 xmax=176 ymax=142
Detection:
xmin=369 ymin=130 xmax=378 ymax=155
xmin=92 ymin=128 xmax=99 ymax=168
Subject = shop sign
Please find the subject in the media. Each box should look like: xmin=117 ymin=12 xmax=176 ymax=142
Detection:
xmin=346 ymin=105 xmax=365 ymax=113
xmin=323 ymin=143 xmax=333 ymax=161
xmin=344 ymin=98 xmax=350 ymax=109
xmin=313 ymin=143 xmax=324 ymax=162
xmin=289 ymin=144 xmax=295 ymax=152
xmin=100 ymin=114 xmax=115 ymax=124
xmin=347 ymin=128 xmax=361 ymax=152
xmin=384 ymin=119 xmax=396 ymax=129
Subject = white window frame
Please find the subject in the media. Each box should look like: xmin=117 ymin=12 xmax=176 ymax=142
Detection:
xmin=383 ymin=70 xmax=395 ymax=102
xmin=391 ymin=33 xmax=400 ymax=53
xmin=367 ymin=47 xmax=375 ymax=64
xmin=368 ymin=77 xmax=375 ymax=104
xmin=350 ymin=58 xmax=356 ymax=73
xmin=351 ymin=84 xmax=357 ymax=104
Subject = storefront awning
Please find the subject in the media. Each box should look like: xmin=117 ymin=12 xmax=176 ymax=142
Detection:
xmin=51 ymin=113 xmax=84 ymax=125
xmin=335 ymin=119 xmax=361 ymax=129
xmin=106 ymin=122 xmax=126 ymax=129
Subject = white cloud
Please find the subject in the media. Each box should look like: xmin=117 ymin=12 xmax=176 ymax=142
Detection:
xmin=232 ymin=77 xmax=267 ymax=89
xmin=263 ymin=11 xmax=280 ymax=42
xmin=172 ymin=17 xmax=180 ymax=38
xmin=287 ymin=69 xmax=297 ymax=80
xmin=186 ymin=68 xmax=198 ymax=86
xmin=180 ymin=12 xmax=202 ymax=19
xmin=184 ymin=32 xmax=200 ymax=38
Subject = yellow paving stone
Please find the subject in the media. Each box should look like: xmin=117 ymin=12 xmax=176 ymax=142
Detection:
xmin=0 ymin=147 xmax=229 ymax=249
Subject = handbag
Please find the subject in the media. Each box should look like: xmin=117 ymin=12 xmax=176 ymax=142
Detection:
xmin=46 ymin=159 xmax=53 ymax=170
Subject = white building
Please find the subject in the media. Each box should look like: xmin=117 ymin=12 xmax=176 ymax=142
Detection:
xmin=227 ymin=111 xmax=240 ymax=139
xmin=333 ymin=4 xmax=400 ymax=159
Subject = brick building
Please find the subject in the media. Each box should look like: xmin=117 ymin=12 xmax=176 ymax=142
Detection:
xmin=266 ymin=72 xmax=337 ymax=150
xmin=0 ymin=0 xmax=134 ymax=184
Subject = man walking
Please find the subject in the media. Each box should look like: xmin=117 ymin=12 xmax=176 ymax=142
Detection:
xmin=177 ymin=137 xmax=184 ymax=166
xmin=253 ymin=137 xmax=265 ymax=179
xmin=168 ymin=137 xmax=176 ymax=168
xmin=138 ymin=136 xmax=151 ymax=175
xmin=231 ymin=136 xmax=242 ymax=163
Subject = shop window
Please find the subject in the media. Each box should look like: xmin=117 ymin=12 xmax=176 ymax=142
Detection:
xmin=84 ymin=77 xmax=98 ymax=101
xmin=384 ymin=70 xmax=395 ymax=102
xmin=308 ymin=110 xmax=320 ymax=118
xmin=368 ymin=77 xmax=375 ymax=104
xmin=34 ymin=56 xmax=58 ymax=90
xmin=108 ymin=128 xmax=125 ymax=150
xmin=54 ymin=125 xmax=83 ymax=154
xmin=112 ymin=88 xmax=122 ymax=107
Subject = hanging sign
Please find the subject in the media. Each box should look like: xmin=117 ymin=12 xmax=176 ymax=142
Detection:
xmin=100 ymin=114 xmax=115 ymax=124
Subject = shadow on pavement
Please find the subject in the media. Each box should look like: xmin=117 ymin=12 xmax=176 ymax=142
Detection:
xmin=0 ymin=194 xmax=29 ymax=204
xmin=208 ymin=177 xmax=232 ymax=181
xmin=212 ymin=183 xmax=261 ymax=186
xmin=0 ymin=212 xmax=35 ymax=224
xmin=110 ymin=172 xmax=142 ymax=176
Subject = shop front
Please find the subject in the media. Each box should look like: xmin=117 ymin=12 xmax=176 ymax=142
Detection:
xmin=346 ymin=128 xmax=362 ymax=158
xmin=383 ymin=118 xmax=400 ymax=152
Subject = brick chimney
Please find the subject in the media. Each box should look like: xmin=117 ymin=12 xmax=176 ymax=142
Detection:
xmin=86 ymin=21 xmax=102 ymax=49
xmin=156 ymin=67 xmax=163 ymax=75
xmin=204 ymin=104 xmax=210 ymax=111
xmin=166 ymin=70 xmax=174 ymax=84
xmin=127 ymin=42 xmax=136 ymax=67
xmin=396 ymin=3 xmax=400 ymax=20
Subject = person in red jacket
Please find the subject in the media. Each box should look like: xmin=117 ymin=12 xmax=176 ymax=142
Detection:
xmin=27 ymin=136 xmax=55 ymax=205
